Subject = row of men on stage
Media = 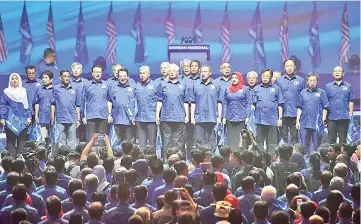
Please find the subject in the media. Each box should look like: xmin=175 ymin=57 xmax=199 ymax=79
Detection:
xmin=0 ymin=48 xmax=356 ymax=157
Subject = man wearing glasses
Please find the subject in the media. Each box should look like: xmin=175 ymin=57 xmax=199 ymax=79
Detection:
xmin=35 ymin=48 xmax=60 ymax=84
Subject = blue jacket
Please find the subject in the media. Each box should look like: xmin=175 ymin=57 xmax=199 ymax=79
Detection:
xmin=0 ymin=201 xmax=40 ymax=223
xmin=103 ymin=202 xmax=136 ymax=224
xmin=141 ymin=175 xmax=165 ymax=205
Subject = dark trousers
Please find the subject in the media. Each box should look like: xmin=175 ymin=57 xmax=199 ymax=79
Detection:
xmin=5 ymin=128 xmax=28 ymax=155
xmin=280 ymin=117 xmax=298 ymax=145
xmin=185 ymin=122 xmax=195 ymax=151
xmin=86 ymin=118 xmax=109 ymax=141
xmin=76 ymin=124 xmax=87 ymax=143
xmin=161 ymin=122 xmax=185 ymax=158
xmin=256 ymin=124 xmax=278 ymax=155
xmin=328 ymin=119 xmax=349 ymax=144
xmin=300 ymin=127 xmax=319 ymax=156
xmin=226 ymin=121 xmax=246 ymax=149
xmin=195 ymin=123 xmax=216 ymax=145
xmin=136 ymin=122 xmax=157 ymax=149
xmin=114 ymin=124 xmax=133 ymax=142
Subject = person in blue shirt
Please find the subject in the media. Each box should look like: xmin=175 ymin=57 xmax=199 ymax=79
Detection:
xmin=82 ymin=65 xmax=110 ymax=140
xmin=296 ymin=72 xmax=329 ymax=157
xmin=155 ymin=61 xmax=170 ymax=84
xmin=199 ymin=183 xmax=228 ymax=224
xmin=130 ymin=185 xmax=156 ymax=212
xmin=103 ymin=183 xmax=136 ymax=224
xmin=325 ymin=66 xmax=355 ymax=144
xmin=214 ymin=62 xmax=231 ymax=102
xmin=35 ymin=48 xmax=60 ymax=85
xmin=311 ymin=170 xmax=332 ymax=203
xmin=246 ymin=71 xmax=259 ymax=136
xmin=36 ymin=166 xmax=68 ymax=202
xmin=221 ymin=72 xmax=251 ymax=148
xmin=23 ymin=65 xmax=42 ymax=114
xmin=141 ymin=158 xmax=165 ymax=205
xmin=272 ymin=71 xmax=282 ymax=84
xmin=34 ymin=71 xmax=54 ymax=142
xmin=134 ymin=66 xmax=158 ymax=149
xmin=253 ymin=69 xmax=284 ymax=154
xmin=106 ymin=63 xmax=136 ymax=87
xmin=156 ymin=63 xmax=189 ymax=157
xmin=152 ymin=168 xmax=177 ymax=207
xmin=181 ymin=59 xmax=191 ymax=79
xmin=107 ymin=68 xmax=136 ymax=142
xmin=88 ymin=202 xmax=105 ymax=224
xmin=276 ymin=59 xmax=306 ymax=146
xmin=51 ymin=70 xmax=81 ymax=152
xmin=238 ymin=176 xmax=261 ymax=224
xmin=194 ymin=171 xmax=217 ymax=207
xmin=0 ymin=73 xmax=32 ymax=155
xmin=54 ymin=155 xmax=73 ymax=191
xmin=188 ymin=148 xmax=205 ymax=192
xmin=253 ymin=201 xmax=271 ymax=224
xmin=0 ymin=171 xmax=19 ymax=206
xmin=39 ymin=195 xmax=69 ymax=224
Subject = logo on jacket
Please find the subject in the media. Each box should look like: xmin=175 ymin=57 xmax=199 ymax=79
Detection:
xmin=127 ymin=87 xmax=133 ymax=92
xmin=315 ymin=93 xmax=321 ymax=97
xmin=294 ymin=81 xmax=299 ymax=86
xmin=148 ymin=85 xmax=154 ymax=90
xmin=270 ymin=88 xmax=275 ymax=92
xmin=342 ymin=86 xmax=348 ymax=91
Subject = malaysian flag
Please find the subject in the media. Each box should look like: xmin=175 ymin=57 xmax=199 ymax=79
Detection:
xmin=131 ymin=3 xmax=146 ymax=63
xmin=221 ymin=2 xmax=230 ymax=64
xmin=47 ymin=2 xmax=56 ymax=51
xmin=249 ymin=3 xmax=266 ymax=68
xmin=308 ymin=2 xmax=321 ymax=69
xmin=193 ymin=2 xmax=203 ymax=43
xmin=279 ymin=2 xmax=289 ymax=63
xmin=165 ymin=2 xmax=175 ymax=45
xmin=106 ymin=2 xmax=117 ymax=65
xmin=74 ymin=2 xmax=88 ymax=65
xmin=339 ymin=2 xmax=350 ymax=66
xmin=0 ymin=12 xmax=7 ymax=63
xmin=19 ymin=2 xmax=33 ymax=66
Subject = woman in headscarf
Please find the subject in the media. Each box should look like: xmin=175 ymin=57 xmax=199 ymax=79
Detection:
xmin=221 ymin=72 xmax=251 ymax=149
xmin=92 ymin=165 xmax=111 ymax=192
xmin=0 ymin=73 xmax=32 ymax=155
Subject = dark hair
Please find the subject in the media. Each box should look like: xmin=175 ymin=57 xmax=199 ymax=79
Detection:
xmin=1 ymin=156 xmax=13 ymax=172
xmin=117 ymin=183 xmax=131 ymax=202
xmin=42 ymin=71 xmax=53 ymax=79
xmin=76 ymin=142 xmax=87 ymax=155
xmin=12 ymin=184 xmax=27 ymax=201
xmin=190 ymin=60 xmax=201 ymax=68
xmin=191 ymin=149 xmax=205 ymax=164
xmin=248 ymin=170 xmax=261 ymax=185
xmin=25 ymin=65 xmax=36 ymax=73
xmin=43 ymin=48 xmax=56 ymax=58
xmin=213 ymin=183 xmax=227 ymax=202
xmin=330 ymin=144 xmax=342 ymax=154
xmin=241 ymin=176 xmax=255 ymax=192
xmin=325 ymin=190 xmax=344 ymax=224
xmin=68 ymin=179 xmax=83 ymax=197
xmin=341 ymin=143 xmax=355 ymax=157
xmin=120 ymin=155 xmax=133 ymax=170
xmin=241 ymin=150 xmax=254 ymax=165
xmin=125 ymin=169 xmax=137 ymax=185
xmin=203 ymin=171 xmax=217 ymax=186
xmin=333 ymin=163 xmax=348 ymax=178
xmin=11 ymin=208 xmax=28 ymax=224
xmin=87 ymin=152 xmax=99 ymax=169
xmin=283 ymin=58 xmax=296 ymax=66
xmin=351 ymin=183 xmax=360 ymax=202
xmin=131 ymin=145 xmax=141 ymax=162
xmin=54 ymin=155 xmax=67 ymax=172
xmin=143 ymin=145 xmax=156 ymax=156
xmin=219 ymin=145 xmax=231 ymax=158
xmin=80 ymin=167 xmax=93 ymax=180
xmin=103 ymin=157 xmax=114 ymax=173
xmin=315 ymin=206 xmax=330 ymax=223
xmin=92 ymin=191 xmax=107 ymax=206
xmin=318 ymin=144 xmax=330 ymax=162
xmin=286 ymin=172 xmax=302 ymax=187
xmin=19 ymin=173 xmax=33 ymax=189
xmin=309 ymin=152 xmax=321 ymax=179
xmin=285 ymin=184 xmax=300 ymax=203
xmin=278 ymin=144 xmax=293 ymax=160
xmin=300 ymin=201 xmax=317 ymax=219
xmin=183 ymin=184 xmax=194 ymax=198
xmin=44 ymin=167 xmax=58 ymax=185
xmin=177 ymin=150 xmax=186 ymax=161
xmin=128 ymin=215 xmax=143 ymax=224
xmin=109 ymin=185 xmax=118 ymax=200
xmin=118 ymin=68 xmax=129 ymax=76
xmin=69 ymin=214 xmax=83 ymax=224
xmin=261 ymin=68 xmax=273 ymax=78
xmin=271 ymin=211 xmax=289 ymax=224
xmin=338 ymin=201 xmax=353 ymax=219
xmin=353 ymin=208 xmax=360 ymax=224
xmin=173 ymin=161 xmax=187 ymax=175
xmin=231 ymin=149 xmax=243 ymax=164
xmin=211 ymin=156 xmax=224 ymax=169
xmin=164 ymin=190 xmax=178 ymax=206
xmin=12 ymin=158 xmax=25 ymax=174
xmin=134 ymin=185 xmax=148 ymax=201
xmin=72 ymin=190 xmax=87 ymax=207
xmin=7 ymin=172 xmax=20 ymax=186
xmin=60 ymin=70 xmax=70 ymax=77
xmin=88 ymin=202 xmax=104 ymax=220
xmin=177 ymin=212 xmax=196 ymax=224
xmin=156 ymin=196 xmax=165 ymax=210
xmin=163 ymin=168 xmax=177 ymax=184
xmin=92 ymin=64 xmax=103 ymax=73
xmin=320 ymin=171 xmax=333 ymax=187
xmin=149 ymin=158 xmax=164 ymax=175
xmin=166 ymin=147 xmax=179 ymax=159
xmin=46 ymin=196 xmax=62 ymax=216
xmin=253 ymin=201 xmax=268 ymax=220
xmin=121 ymin=141 xmax=133 ymax=155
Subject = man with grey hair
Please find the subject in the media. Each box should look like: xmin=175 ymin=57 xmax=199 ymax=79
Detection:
xmin=156 ymin=61 xmax=170 ymax=84
xmin=261 ymin=186 xmax=288 ymax=221
xmin=106 ymin=63 xmax=136 ymax=87
xmin=84 ymin=174 xmax=99 ymax=203
xmin=296 ymin=72 xmax=328 ymax=157
xmin=333 ymin=163 xmax=353 ymax=199
xmin=214 ymin=62 xmax=231 ymax=101
xmin=134 ymin=66 xmax=158 ymax=148
xmin=246 ymin=71 xmax=258 ymax=94
xmin=329 ymin=176 xmax=345 ymax=192
xmin=181 ymin=59 xmax=191 ymax=78
xmin=272 ymin=71 xmax=282 ymax=83
xmin=156 ymin=63 xmax=189 ymax=159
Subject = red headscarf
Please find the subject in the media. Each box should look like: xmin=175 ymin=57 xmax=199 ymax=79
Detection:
xmin=229 ymin=72 xmax=244 ymax=93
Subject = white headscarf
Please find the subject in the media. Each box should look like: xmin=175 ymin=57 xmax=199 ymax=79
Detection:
xmin=4 ymin=73 xmax=29 ymax=109
xmin=93 ymin=165 xmax=110 ymax=192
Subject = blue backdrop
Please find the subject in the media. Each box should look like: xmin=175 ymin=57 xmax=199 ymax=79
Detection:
xmin=0 ymin=1 xmax=360 ymax=75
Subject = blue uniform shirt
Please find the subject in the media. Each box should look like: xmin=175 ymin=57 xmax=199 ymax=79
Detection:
xmin=103 ymin=202 xmax=136 ymax=224
xmin=193 ymin=185 xmax=214 ymax=207
xmin=51 ymin=84 xmax=81 ymax=124
xmin=107 ymin=82 xmax=136 ymax=125
xmin=275 ymin=75 xmax=305 ymax=117
xmin=154 ymin=76 xmax=168 ymax=85
xmin=83 ymin=80 xmax=109 ymax=120
xmin=238 ymin=193 xmax=261 ymax=223
xmin=222 ymin=86 xmax=251 ymax=122
xmin=106 ymin=76 xmax=136 ymax=87
xmin=23 ymin=78 xmax=42 ymax=112
xmin=35 ymin=59 xmax=60 ymax=85
xmin=190 ymin=80 xmax=219 ymax=123
xmin=298 ymin=88 xmax=329 ymax=129
xmin=157 ymin=79 xmax=189 ymax=122
xmin=134 ymin=80 xmax=158 ymax=123
xmin=35 ymin=184 xmax=68 ymax=202
xmin=325 ymin=81 xmax=355 ymax=120
xmin=152 ymin=183 xmax=173 ymax=207
xmin=0 ymin=93 xmax=32 ymax=123
xmin=188 ymin=166 xmax=204 ymax=192
xmin=0 ymin=202 xmax=40 ymax=224
xmin=253 ymin=83 xmax=284 ymax=126
xmin=2 ymin=190 xmax=46 ymax=217
xmin=33 ymin=86 xmax=54 ymax=124
xmin=141 ymin=175 xmax=165 ymax=205
xmin=214 ymin=76 xmax=231 ymax=101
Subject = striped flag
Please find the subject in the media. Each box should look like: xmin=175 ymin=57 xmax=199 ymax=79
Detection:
xmin=339 ymin=2 xmax=350 ymax=66
xmin=279 ymin=2 xmax=289 ymax=63
xmin=193 ymin=2 xmax=203 ymax=43
xmin=19 ymin=2 xmax=33 ymax=66
xmin=0 ymin=12 xmax=7 ymax=63
xmin=308 ymin=2 xmax=321 ymax=69
xmin=47 ymin=2 xmax=56 ymax=51
xmin=106 ymin=2 xmax=117 ymax=65
xmin=249 ymin=3 xmax=266 ymax=68
xmin=165 ymin=2 xmax=175 ymax=45
xmin=221 ymin=2 xmax=230 ymax=64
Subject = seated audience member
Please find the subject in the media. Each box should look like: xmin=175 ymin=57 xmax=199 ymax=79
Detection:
xmin=11 ymin=208 xmax=28 ymax=224
xmin=337 ymin=201 xmax=353 ymax=224
xmin=173 ymin=161 xmax=189 ymax=176
xmin=62 ymin=179 xmax=84 ymax=213
xmin=153 ymin=190 xmax=178 ymax=224
xmin=292 ymin=143 xmax=307 ymax=170
xmin=320 ymin=177 xmax=352 ymax=205
xmin=233 ymin=150 xmax=258 ymax=191
xmin=131 ymin=160 xmax=149 ymax=185
xmin=36 ymin=166 xmax=68 ymax=201
xmin=211 ymin=156 xmax=231 ymax=184
xmin=261 ymin=186 xmax=288 ymax=222
xmin=134 ymin=207 xmax=153 ymax=224
xmin=194 ymin=171 xmax=218 ymax=207
xmin=54 ymin=155 xmax=73 ymax=190
xmin=312 ymin=171 xmax=333 ymax=203
xmin=131 ymin=185 xmax=156 ymax=212
xmin=103 ymin=157 xmax=115 ymax=183
xmin=124 ymin=168 xmax=138 ymax=204
xmin=173 ymin=175 xmax=188 ymax=188
xmin=188 ymin=149 xmax=205 ymax=192
xmin=86 ymin=152 xmax=100 ymax=169
xmin=0 ymin=156 xmax=12 ymax=181
xmin=105 ymin=185 xmax=118 ymax=211
xmin=62 ymin=190 xmax=89 ymax=223
xmin=103 ymin=183 xmax=136 ymax=224
xmin=120 ymin=155 xmax=133 ymax=170
xmin=294 ymin=201 xmax=317 ymax=224
xmin=121 ymin=141 xmax=133 ymax=156
xmin=328 ymin=144 xmax=342 ymax=173
xmin=318 ymin=144 xmax=330 ymax=171
xmin=238 ymin=176 xmax=261 ymax=223
xmin=141 ymin=158 xmax=165 ymax=205
xmin=324 ymin=190 xmax=347 ymax=224
xmin=92 ymin=191 xmax=107 ymax=206
xmin=0 ymin=171 xmax=19 ymax=205
xmin=289 ymin=195 xmax=309 ymax=223
xmin=315 ymin=206 xmax=330 ymax=224
xmin=219 ymin=145 xmax=233 ymax=176
xmin=300 ymin=152 xmax=322 ymax=192
xmin=333 ymin=163 xmax=353 ymax=199
xmin=39 ymin=196 xmax=68 ymax=224
xmin=235 ymin=169 xmax=263 ymax=197
xmin=200 ymin=183 xmax=228 ymax=224
xmin=271 ymin=211 xmax=290 ymax=224
xmin=336 ymin=153 xmax=356 ymax=184
xmin=283 ymin=184 xmax=300 ymax=204
xmin=93 ymin=165 xmax=111 ymax=192
xmin=253 ymin=200 xmax=269 ymax=224
xmin=84 ymin=174 xmax=99 ymax=203
xmin=88 ymin=202 xmax=105 ymax=224
xmin=152 ymin=168 xmax=177 ymax=206
xmin=351 ymin=183 xmax=360 ymax=209
xmin=80 ymin=168 xmax=93 ymax=187
xmin=309 ymin=215 xmax=325 ymax=224
xmin=353 ymin=209 xmax=360 ymax=224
